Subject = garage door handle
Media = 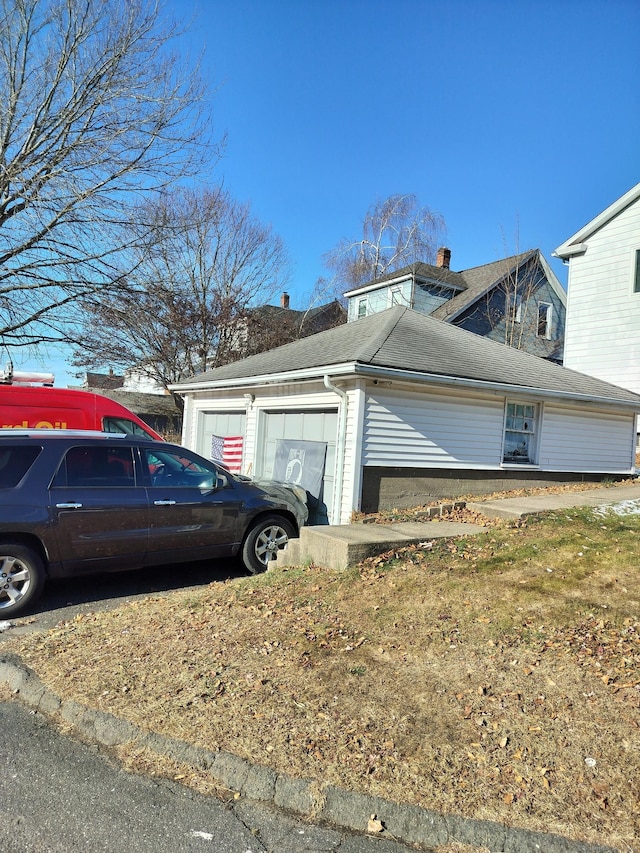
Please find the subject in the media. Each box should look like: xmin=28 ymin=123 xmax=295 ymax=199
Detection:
xmin=153 ymin=500 xmax=176 ymax=506
xmin=56 ymin=502 xmax=83 ymax=509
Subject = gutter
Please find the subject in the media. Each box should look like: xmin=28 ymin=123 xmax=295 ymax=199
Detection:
xmin=323 ymin=375 xmax=348 ymax=525
xmin=171 ymin=362 xmax=640 ymax=413
xmin=350 ymin=364 xmax=640 ymax=412
xmin=552 ymin=243 xmax=588 ymax=260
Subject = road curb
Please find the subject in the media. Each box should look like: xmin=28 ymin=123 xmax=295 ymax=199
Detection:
xmin=0 ymin=653 xmax=618 ymax=853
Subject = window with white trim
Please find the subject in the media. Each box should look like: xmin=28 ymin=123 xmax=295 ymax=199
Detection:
xmin=357 ymin=297 xmax=368 ymax=318
xmin=537 ymin=302 xmax=552 ymax=339
xmin=389 ymin=285 xmax=403 ymax=306
xmin=503 ymin=402 xmax=538 ymax=464
xmin=634 ymin=249 xmax=640 ymax=293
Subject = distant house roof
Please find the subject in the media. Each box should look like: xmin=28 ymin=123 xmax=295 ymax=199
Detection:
xmin=94 ymin=388 xmax=182 ymax=419
xmin=431 ymin=250 xmax=538 ymax=322
xmin=554 ymin=183 xmax=640 ymax=259
xmin=343 ymin=249 xmax=565 ymax=323
xmin=83 ymin=370 xmax=124 ymax=390
xmin=250 ymin=298 xmax=346 ymax=332
xmin=172 ymin=306 xmax=640 ymax=409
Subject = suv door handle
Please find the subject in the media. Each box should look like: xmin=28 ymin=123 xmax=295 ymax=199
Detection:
xmin=55 ymin=502 xmax=83 ymax=509
xmin=153 ymin=500 xmax=177 ymax=506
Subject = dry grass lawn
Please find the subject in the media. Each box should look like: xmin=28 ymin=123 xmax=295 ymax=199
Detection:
xmin=7 ymin=491 xmax=640 ymax=851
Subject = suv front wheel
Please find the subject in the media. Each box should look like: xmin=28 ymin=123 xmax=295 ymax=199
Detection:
xmin=0 ymin=543 xmax=46 ymax=618
xmin=242 ymin=515 xmax=296 ymax=574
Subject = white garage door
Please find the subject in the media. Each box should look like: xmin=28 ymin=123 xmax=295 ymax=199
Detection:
xmin=259 ymin=410 xmax=338 ymax=525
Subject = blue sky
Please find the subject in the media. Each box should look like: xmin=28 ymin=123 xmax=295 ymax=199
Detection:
xmin=25 ymin=0 xmax=640 ymax=384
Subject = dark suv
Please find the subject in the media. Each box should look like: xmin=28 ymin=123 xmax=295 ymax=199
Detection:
xmin=0 ymin=431 xmax=308 ymax=617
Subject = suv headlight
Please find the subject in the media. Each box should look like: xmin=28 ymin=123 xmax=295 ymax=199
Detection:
xmin=289 ymin=484 xmax=307 ymax=504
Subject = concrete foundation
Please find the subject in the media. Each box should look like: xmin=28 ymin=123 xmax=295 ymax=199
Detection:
xmin=360 ymin=467 xmax=617 ymax=512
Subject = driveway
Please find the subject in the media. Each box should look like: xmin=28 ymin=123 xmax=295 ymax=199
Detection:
xmin=0 ymin=557 xmax=246 ymax=642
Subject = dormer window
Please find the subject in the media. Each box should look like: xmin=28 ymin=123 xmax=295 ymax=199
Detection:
xmin=390 ymin=286 xmax=403 ymax=306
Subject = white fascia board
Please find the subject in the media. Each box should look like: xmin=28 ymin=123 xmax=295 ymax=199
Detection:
xmin=351 ymin=364 xmax=640 ymax=413
xmin=554 ymin=182 xmax=640 ymax=259
xmin=169 ymin=362 xmax=360 ymax=393
xmin=172 ymin=361 xmax=640 ymax=414
xmin=343 ymin=272 xmax=414 ymax=299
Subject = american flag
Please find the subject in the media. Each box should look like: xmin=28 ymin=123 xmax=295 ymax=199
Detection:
xmin=211 ymin=434 xmax=244 ymax=473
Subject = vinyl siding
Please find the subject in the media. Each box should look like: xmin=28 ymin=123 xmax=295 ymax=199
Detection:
xmin=363 ymin=387 xmax=504 ymax=468
xmin=538 ymin=404 xmax=635 ymax=472
xmin=564 ymin=196 xmax=640 ymax=393
xmin=347 ymin=282 xmax=412 ymax=321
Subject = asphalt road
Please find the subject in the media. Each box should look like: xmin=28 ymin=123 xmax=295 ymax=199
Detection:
xmin=0 ymin=701 xmax=421 ymax=853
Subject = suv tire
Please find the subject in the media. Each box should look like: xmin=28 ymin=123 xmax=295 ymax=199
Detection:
xmin=242 ymin=515 xmax=295 ymax=574
xmin=0 ymin=543 xmax=46 ymax=618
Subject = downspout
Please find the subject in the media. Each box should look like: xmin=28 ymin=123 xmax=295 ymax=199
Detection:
xmin=324 ymin=374 xmax=348 ymax=525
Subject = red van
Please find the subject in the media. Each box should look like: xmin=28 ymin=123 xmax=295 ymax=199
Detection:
xmin=0 ymin=382 xmax=163 ymax=440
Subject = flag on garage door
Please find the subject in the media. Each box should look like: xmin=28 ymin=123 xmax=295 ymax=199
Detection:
xmin=211 ymin=434 xmax=244 ymax=473
xmin=273 ymin=439 xmax=327 ymax=499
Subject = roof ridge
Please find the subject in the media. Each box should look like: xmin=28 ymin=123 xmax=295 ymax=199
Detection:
xmin=460 ymin=249 xmax=536 ymax=276
xmin=353 ymin=305 xmax=408 ymax=363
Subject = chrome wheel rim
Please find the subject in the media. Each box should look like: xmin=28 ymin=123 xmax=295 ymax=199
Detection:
xmin=253 ymin=524 xmax=289 ymax=566
xmin=0 ymin=555 xmax=32 ymax=611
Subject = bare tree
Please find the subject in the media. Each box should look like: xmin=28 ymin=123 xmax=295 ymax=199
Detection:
xmin=0 ymin=0 xmax=217 ymax=352
xmin=71 ymin=186 xmax=291 ymax=396
xmin=323 ymin=193 xmax=446 ymax=292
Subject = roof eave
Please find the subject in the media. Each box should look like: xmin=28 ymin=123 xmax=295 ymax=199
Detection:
xmin=552 ymin=242 xmax=588 ymax=260
xmin=171 ymin=361 xmax=640 ymax=412
xmin=169 ymin=362 xmax=360 ymax=393
xmin=352 ymin=364 xmax=640 ymax=412
xmin=343 ymin=271 xmax=417 ymax=298
xmin=553 ymin=182 xmax=640 ymax=259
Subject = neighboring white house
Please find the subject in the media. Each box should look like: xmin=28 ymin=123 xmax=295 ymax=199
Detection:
xmin=172 ymin=307 xmax=640 ymax=525
xmin=553 ymin=182 xmax=640 ymax=393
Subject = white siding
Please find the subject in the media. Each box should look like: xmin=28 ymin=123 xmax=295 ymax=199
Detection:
xmin=538 ymin=404 xmax=635 ymax=472
xmin=564 ymin=195 xmax=640 ymax=393
xmin=363 ymin=387 xmax=505 ymax=468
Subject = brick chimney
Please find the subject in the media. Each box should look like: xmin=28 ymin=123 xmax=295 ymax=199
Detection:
xmin=436 ymin=247 xmax=451 ymax=269
xmin=281 ymin=292 xmax=290 ymax=308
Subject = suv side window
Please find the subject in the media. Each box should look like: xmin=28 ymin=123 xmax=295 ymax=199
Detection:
xmin=54 ymin=445 xmax=136 ymax=488
xmin=0 ymin=445 xmax=42 ymax=487
xmin=144 ymin=448 xmax=221 ymax=490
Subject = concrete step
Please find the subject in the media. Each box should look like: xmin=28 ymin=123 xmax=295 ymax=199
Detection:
xmin=272 ymin=519 xmax=487 ymax=571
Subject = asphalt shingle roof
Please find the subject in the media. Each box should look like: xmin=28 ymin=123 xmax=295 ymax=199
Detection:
xmin=431 ymin=250 xmax=536 ymax=322
xmin=343 ymin=251 xmax=541 ymax=323
xmin=173 ymin=306 xmax=640 ymax=407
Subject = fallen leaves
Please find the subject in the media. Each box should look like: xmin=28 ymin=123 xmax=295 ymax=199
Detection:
xmin=367 ymin=814 xmax=384 ymax=833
